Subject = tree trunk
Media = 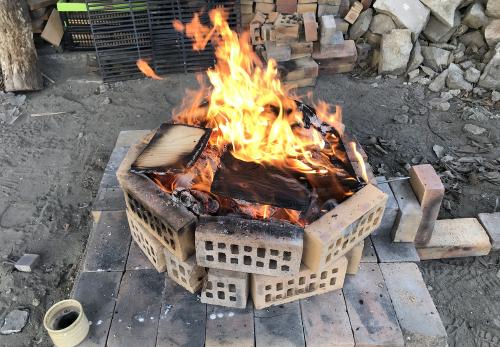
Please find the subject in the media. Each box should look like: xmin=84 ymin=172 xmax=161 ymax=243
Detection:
xmin=0 ymin=0 xmax=42 ymax=91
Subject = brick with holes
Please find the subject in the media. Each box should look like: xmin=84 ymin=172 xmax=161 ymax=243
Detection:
xmin=126 ymin=210 xmax=167 ymax=272
xmin=303 ymin=184 xmax=387 ymax=272
xmin=251 ymin=256 xmax=348 ymax=309
xmin=117 ymin=133 xmax=198 ymax=261
xmin=164 ymin=250 xmax=206 ymax=294
xmin=201 ymin=268 xmax=249 ymax=308
xmin=195 ymin=216 xmax=303 ymax=276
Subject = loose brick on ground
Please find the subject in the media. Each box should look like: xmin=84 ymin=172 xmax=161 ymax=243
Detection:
xmin=201 ymin=268 xmax=249 ymax=309
xmin=372 ymin=176 xmax=399 ymax=236
xmin=196 ymin=216 xmax=303 ymax=276
xmin=417 ymin=218 xmax=491 ymax=260
xmin=478 ymin=212 xmax=500 ymax=250
xmin=251 ymin=257 xmax=347 ymax=309
xmin=346 ymin=242 xmax=363 ymax=274
xmin=14 ymin=254 xmax=40 ymax=272
xmin=164 ymin=250 xmax=206 ymax=294
xmin=380 ymin=263 xmax=447 ymax=347
xmin=389 ymin=179 xmax=423 ymax=243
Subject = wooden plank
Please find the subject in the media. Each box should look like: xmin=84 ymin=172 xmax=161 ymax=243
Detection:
xmin=83 ymin=211 xmax=131 ymax=272
xmin=300 ymin=290 xmax=354 ymax=347
xmin=343 ymin=263 xmax=404 ymax=347
xmin=155 ymin=277 xmax=206 ymax=347
xmin=107 ymin=270 xmax=165 ymax=347
xmin=205 ymin=301 xmax=254 ymax=347
xmin=254 ymin=301 xmax=305 ymax=347
xmin=72 ymin=271 xmax=123 ymax=347
xmin=380 ymin=263 xmax=447 ymax=347
xmin=125 ymin=241 xmax=154 ymax=271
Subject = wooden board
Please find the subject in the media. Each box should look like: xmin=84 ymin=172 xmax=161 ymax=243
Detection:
xmin=156 ymin=277 xmax=206 ymax=347
xmin=254 ymin=301 xmax=305 ymax=347
xmin=132 ymin=123 xmax=211 ymax=174
xmin=41 ymin=9 xmax=64 ymax=47
xmin=300 ymin=291 xmax=354 ymax=347
xmin=205 ymin=301 xmax=254 ymax=347
xmin=107 ymin=270 xmax=165 ymax=347
xmin=115 ymin=130 xmax=151 ymax=148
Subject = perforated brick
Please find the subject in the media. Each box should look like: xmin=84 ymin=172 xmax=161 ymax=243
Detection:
xmin=303 ymin=184 xmax=387 ymax=272
xmin=251 ymin=256 xmax=348 ymax=309
xmin=196 ymin=216 xmax=303 ymax=276
xmin=163 ymin=250 xmax=206 ymax=294
xmin=126 ymin=210 xmax=167 ymax=272
xmin=201 ymin=269 xmax=249 ymax=308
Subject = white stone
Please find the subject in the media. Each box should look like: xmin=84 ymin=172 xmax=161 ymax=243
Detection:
xmin=379 ymin=29 xmax=413 ymax=75
xmin=421 ymin=46 xmax=451 ymax=72
xmin=369 ymin=14 xmax=396 ymax=35
xmin=447 ymin=63 xmax=473 ymax=91
xmin=463 ymin=2 xmax=488 ymax=29
xmin=423 ymin=13 xmax=460 ymax=43
xmin=428 ymin=69 xmax=449 ymax=92
xmin=407 ymin=41 xmax=424 ymax=72
xmin=464 ymin=67 xmax=481 ymax=83
xmin=492 ymin=91 xmax=500 ymax=102
xmin=484 ymin=19 xmax=500 ymax=48
xmin=420 ymin=0 xmax=463 ymax=27
xmin=479 ymin=43 xmax=500 ymax=90
xmin=349 ymin=9 xmax=373 ymax=40
xmin=486 ymin=0 xmax=500 ymax=18
xmin=0 ymin=310 xmax=29 ymax=335
xmin=373 ymin=0 xmax=430 ymax=35
xmin=463 ymin=123 xmax=486 ymax=135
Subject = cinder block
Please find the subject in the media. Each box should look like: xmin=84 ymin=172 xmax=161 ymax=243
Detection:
xmin=15 ymin=254 xmax=40 ymax=272
xmin=126 ymin=210 xmax=167 ymax=272
xmin=380 ymin=263 xmax=447 ymax=347
xmin=302 ymin=12 xmax=318 ymax=42
xmin=346 ymin=242 xmax=363 ymax=274
xmin=251 ymin=257 xmax=347 ymax=309
xmin=409 ymin=165 xmax=445 ymax=245
xmin=164 ymin=250 xmax=206 ymax=294
xmin=416 ymin=218 xmax=492 ymax=260
xmin=389 ymin=179 xmax=423 ymax=243
xmin=478 ymin=212 xmax=500 ymax=250
xmin=372 ymin=176 xmax=399 ymax=236
xmin=276 ymin=0 xmax=297 ymax=14
xmin=196 ymin=216 xmax=303 ymax=276
xmin=201 ymin=268 xmax=249 ymax=309
xmin=303 ymin=184 xmax=387 ymax=272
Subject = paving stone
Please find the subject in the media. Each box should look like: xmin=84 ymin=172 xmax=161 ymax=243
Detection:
xmin=379 ymin=29 xmax=413 ymax=75
xmin=371 ymin=234 xmax=420 ymax=263
xmin=380 ymin=263 xmax=447 ymax=347
xmin=205 ymin=301 xmax=254 ymax=347
xmin=83 ymin=211 xmax=131 ymax=272
xmin=416 ymin=218 xmax=492 ymax=260
xmin=201 ymin=269 xmax=249 ymax=309
xmin=478 ymin=213 xmax=500 ymax=250
xmin=389 ymin=179 xmax=423 ymax=243
xmin=156 ymin=277 xmax=206 ymax=347
xmin=14 ymin=253 xmax=40 ymax=272
xmin=72 ymin=271 xmax=122 ymax=347
xmin=361 ymin=237 xmax=377 ymax=263
xmin=420 ymin=0 xmax=462 ymax=27
xmin=409 ymin=164 xmax=445 ymax=245
xmin=479 ymin=43 xmax=500 ymax=91
xmin=125 ymin=241 xmax=154 ymax=271
xmin=373 ymin=0 xmax=430 ymax=34
xmin=372 ymin=176 xmax=399 ymax=236
xmin=343 ymin=263 xmax=405 ymax=347
xmin=114 ymin=130 xmax=151 ymax=148
xmin=346 ymin=241 xmax=364 ymax=274
xmin=300 ymin=290 xmax=354 ymax=347
xmin=254 ymin=301 xmax=305 ymax=347
xmin=92 ymin=187 xmax=126 ymax=222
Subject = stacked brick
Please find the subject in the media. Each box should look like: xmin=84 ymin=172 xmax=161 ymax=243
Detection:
xmin=117 ymin=132 xmax=391 ymax=310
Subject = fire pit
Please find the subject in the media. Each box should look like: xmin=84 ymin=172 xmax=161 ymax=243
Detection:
xmin=117 ymin=9 xmax=387 ymax=309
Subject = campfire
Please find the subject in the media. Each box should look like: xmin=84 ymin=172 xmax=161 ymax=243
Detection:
xmin=119 ymin=8 xmax=388 ymax=309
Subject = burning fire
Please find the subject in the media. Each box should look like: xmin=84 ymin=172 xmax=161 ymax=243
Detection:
xmin=138 ymin=9 xmax=369 ymax=225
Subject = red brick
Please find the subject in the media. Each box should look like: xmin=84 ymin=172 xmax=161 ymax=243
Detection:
xmin=302 ymin=12 xmax=318 ymax=42
xmin=276 ymin=0 xmax=297 ymax=14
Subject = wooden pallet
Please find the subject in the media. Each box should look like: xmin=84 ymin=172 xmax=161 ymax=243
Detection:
xmin=72 ymin=130 xmax=448 ymax=347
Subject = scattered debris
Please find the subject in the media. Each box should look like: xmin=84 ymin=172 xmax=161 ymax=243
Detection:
xmin=0 ymin=309 xmax=29 ymax=335
xmin=14 ymin=254 xmax=40 ymax=273
xmin=0 ymin=92 xmax=26 ymax=125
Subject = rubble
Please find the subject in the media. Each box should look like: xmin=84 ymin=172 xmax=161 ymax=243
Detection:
xmin=423 ymin=13 xmax=460 ymax=43
xmin=464 ymin=67 xmax=481 ymax=83
xmin=379 ymin=29 xmax=412 ymax=75
xmin=462 ymin=2 xmax=489 ymax=29
xmin=369 ymin=13 xmax=395 ymax=35
xmin=486 ymin=0 xmax=500 ymax=18
xmin=484 ymin=19 xmax=500 ymax=48
xmin=428 ymin=69 xmax=449 ymax=92
xmin=463 ymin=123 xmax=487 ymax=135
xmin=447 ymin=63 xmax=473 ymax=91
xmin=373 ymin=0 xmax=430 ymax=34
xmin=479 ymin=44 xmax=500 ymax=90
xmin=420 ymin=0 xmax=463 ymax=27
xmin=348 ymin=8 xmax=373 ymax=40
xmin=421 ymin=46 xmax=451 ymax=72
xmin=0 ymin=309 xmax=29 ymax=335
xmin=407 ymin=41 xmax=424 ymax=72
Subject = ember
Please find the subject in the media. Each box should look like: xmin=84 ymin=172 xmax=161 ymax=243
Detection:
xmin=135 ymin=8 xmax=368 ymax=226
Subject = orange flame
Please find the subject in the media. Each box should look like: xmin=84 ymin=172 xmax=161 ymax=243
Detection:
xmin=136 ymin=59 xmax=163 ymax=80
xmin=351 ymin=142 xmax=369 ymax=183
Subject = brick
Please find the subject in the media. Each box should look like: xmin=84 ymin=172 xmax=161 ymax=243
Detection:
xmin=201 ymin=269 xmax=249 ymax=309
xmin=409 ymin=165 xmax=445 ymax=245
xmin=319 ymin=15 xmax=337 ymax=45
xmin=290 ymin=41 xmax=313 ymax=55
xmin=302 ymin=12 xmax=318 ymax=42
xmin=283 ymin=77 xmax=317 ymax=88
xmin=251 ymin=257 xmax=347 ymax=309
xmin=380 ymin=263 xmax=447 ymax=347
xmin=251 ymin=12 xmax=267 ymax=25
xmin=205 ymin=301 xmax=254 ymax=347
xmin=344 ymin=1 xmax=363 ymax=24
xmin=478 ymin=212 xmax=500 ymax=250
xmin=416 ymin=218 xmax=492 ymax=260
xmin=279 ymin=57 xmax=318 ymax=82
xmin=126 ymin=210 xmax=167 ymax=272
xmin=264 ymin=41 xmax=292 ymax=62
xmin=276 ymin=0 xmax=297 ymax=14
xmin=255 ymin=2 xmax=275 ymax=13
xmin=361 ymin=237 xmax=377 ymax=262
xmin=371 ymin=234 xmax=420 ymax=263
xmin=312 ymin=39 xmax=357 ymax=61
xmin=372 ymin=176 xmax=399 ymax=236
xmin=300 ymin=290 xmax=354 ymax=347
xmin=250 ymin=22 xmax=263 ymax=45
xmin=303 ymin=184 xmax=387 ymax=272
xmin=196 ymin=216 xmax=303 ymax=276
xmin=261 ymin=23 xmax=276 ymax=41
xmin=254 ymin=301 xmax=305 ymax=346
xmin=335 ymin=18 xmax=350 ymax=33
xmin=318 ymin=0 xmax=341 ymax=4
xmin=389 ymin=179 xmax=423 ymax=243
xmin=164 ymin=250 xmax=206 ymax=294
xmin=241 ymin=3 xmax=253 ymax=14
xmin=317 ymin=4 xmax=340 ymax=16
xmin=346 ymin=242 xmax=363 ymax=274
xmin=14 ymin=254 xmax=40 ymax=272
xmin=297 ymin=3 xmax=317 ymax=13
xmin=298 ymin=0 xmax=316 ymax=3
xmin=343 ymin=263 xmax=405 ymax=347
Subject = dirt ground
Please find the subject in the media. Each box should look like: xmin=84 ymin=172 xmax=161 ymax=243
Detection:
xmin=0 ymin=52 xmax=499 ymax=347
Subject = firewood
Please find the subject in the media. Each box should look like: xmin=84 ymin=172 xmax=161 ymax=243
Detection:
xmin=132 ymin=123 xmax=211 ymax=174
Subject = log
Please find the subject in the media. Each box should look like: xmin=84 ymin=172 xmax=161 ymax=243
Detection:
xmin=0 ymin=0 xmax=43 ymax=91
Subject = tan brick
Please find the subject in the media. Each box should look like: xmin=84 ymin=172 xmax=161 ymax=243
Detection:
xmin=344 ymin=1 xmax=363 ymax=24
xmin=290 ymin=41 xmax=313 ymax=55
xmin=302 ymin=12 xmax=318 ymax=42
xmin=389 ymin=179 xmax=423 ymax=243
xmin=478 ymin=212 xmax=500 ymax=250
xmin=164 ymin=250 xmax=206 ymax=294
xmin=201 ymin=269 xmax=249 ymax=309
xmin=283 ymin=77 xmax=317 ymax=88
xmin=317 ymin=4 xmax=340 ymax=16
xmin=346 ymin=241 xmax=363 ymax=275
xmin=409 ymin=164 xmax=445 ymax=245
xmin=303 ymin=184 xmax=387 ymax=272
xmin=276 ymin=0 xmax=297 ymax=14
xmin=241 ymin=3 xmax=253 ymax=14
xmin=335 ymin=18 xmax=349 ymax=33
xmin=250 ymin=22 xmax=263 ymax=45
xmin=126 ymin=210 xmax=167 ymax=272
xmin=196 ymin=216 xmax=303 ymax=276
xmin=297 ymin=3 xmax=317 ymax=13
xmin=255 ymin=2 xmax=275 ymax=13
xmin=251 ymin=257 xmax=347 ymax=309
xmin=416 ymin=218 xmax=491 ymax=260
